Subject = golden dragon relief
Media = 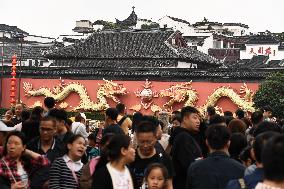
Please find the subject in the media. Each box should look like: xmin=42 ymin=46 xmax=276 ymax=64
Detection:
xmin=23 ymin=79 xmax=127 ymax=111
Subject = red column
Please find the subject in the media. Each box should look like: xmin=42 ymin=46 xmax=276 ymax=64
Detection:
xmin=10 ymin=55 xmax=17 ymax=106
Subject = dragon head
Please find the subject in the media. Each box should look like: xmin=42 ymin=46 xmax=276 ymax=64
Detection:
xmin=240 ymin=83 xmax=254 ymax=102
xmin=100 ymin=79 xmax=127 ymax=103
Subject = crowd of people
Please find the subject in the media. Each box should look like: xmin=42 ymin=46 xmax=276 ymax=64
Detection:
xmin=0 ymin=97 xmax=284 ymax=189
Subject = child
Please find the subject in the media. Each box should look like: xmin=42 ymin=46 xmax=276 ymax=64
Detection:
xmin=86 ymin=132 xmax=100 ymax=160
xmin=144 ymin=163 xmax=169 ymax=189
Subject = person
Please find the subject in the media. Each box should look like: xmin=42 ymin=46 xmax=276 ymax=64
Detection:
xmin=71 ymin=113 xmax=88 ymax=140
xmin=227 ymin=131 xmax=279 ymax=189
xmin=235 ymin=109 xmax=245 ymax=119
xmin=43 ymin=97 xmax=55 ymax=117
xmin=13 ymin=110 xmax=30 ymax=131
xmin=171 ymin=106 xmax=204 ymax=189
xmin=143 ymin=163 xmax=169 ymax=189
xmin=116 ymin=103 xmax=132 ymax=135
xmin=0 ymin=121 xmax=15 ymax=156
xmin=80 ymin=133 xmax=114 ymax=189
xmin=103 ymin=108 xmax=124 ymax=135
xmin=0 ymin=131 xmax=49 ymax=189
xmin=26 ymin=116 xmax=65 ymax=189
xmin=228 ymin=119 xmax=247 ymax=135
xmin=49 ymin=134 xmax=87 ymax=189
xmin=186 ymin=125 xmax=245 ymax=189
xmin=206 ymin=106 xmax=216 ymax=123
xmin=208 ymin=114 xmax=227 ymax=126
xmin=86 ymin=132 xmax=100 ymax=160
xmin=21 ymin=106 xmax=44 ymax=142
xmin=255 ymin=134 xmax=284 ymax=189
xmin=229 ymin=133 xmax=248 ymax=163
xmin=129 ymin=121 xmax=174 ymax=189
xmin=2 ymin=110 xmax=14 ymax=127
xmin=246 ymin=111 xmax=263 ymax=144
xmin=261 ymin=106 xmax=273 ymax=122
xmin=11 ymin=104 xmax=25 ymax=126
xmin=91 ymin=134 xmax=137 ymax=189
xmin=49 ymin=108 xmax=73 ymax=145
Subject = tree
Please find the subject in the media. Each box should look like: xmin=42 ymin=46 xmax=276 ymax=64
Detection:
xmin=253 ymin=72 xmax=284 ymax=118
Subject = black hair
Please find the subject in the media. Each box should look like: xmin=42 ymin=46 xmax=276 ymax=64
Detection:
xmin=225 ymin=116 xmax=234 ymax=126
xmin=30 ymin=106 xmax=44 ymax=121
xmin=132 ymin=112 xmax=143 ymax=133
xmin=21 ymin=110 xmax=30 ymax=122
xmin=229 ymin=133 xmax=247 ymax=160
xmin=66 ymin=134 xmax=86 ymax=154
xmin=262 ymin=105 xmax=272 ymax=112
xmin=88 ymin=132 xmax=97 ymax=141
xmin=206 ymin=125 xmax=231 ymax=150
xmin=253 ymin=121 xmax=282 ymax=137
xmin=181 ymin=106 xmax=199 ymax=121
xmin=253 ymin=131 xmax=279 ymax=163
xmin=141 ymin=116 xmax=159 ymax=127
xmin=100 ymin=133 xmax=115 ymax=147
xmin=209 ymin=114 xmax=226 ymax=126
xmin=116 ymin=103 xmax=125 ymax=114
xmin=224 ymin=111 xmax=233 ymax=117
xmin=105 ymin=134 xmax=131 ymax=161
xmin=136 ymin=121 xmax=157 ymax=135
xmin=172 ymin=116 xmax=181 ymax=124
xmin=105 ymin=108 xmax=118 ymax=121
xmin=207 ymin=106 xmax=216 ymax=116
xmin=48 ymin=108 xmax=67 ymax=122
xmin=145 ymin=163 xmax=169 ymax=183
xmin=262 ymin=135 xmax=284 ymax=182
xmin=44 ymin=97 xmax=55 ymax=109
xmin=251 ymin=111 xmax=263 ymax=125
xmin=40 ymin=116 xmax=56 ymax=128
xmin=75 ymin=113 xmax=83 ymax=122
xmin=3 ymin=131 xmax=27 ymax=156
xmin=66 ymin=119 xmax=73 ymax=128
xmin=235 ymin=109 xmax=245 ymax=119
xmin=239 ymin=146 xmax=253 ymax=163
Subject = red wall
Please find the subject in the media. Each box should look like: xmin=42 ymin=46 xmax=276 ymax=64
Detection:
xmin=1 ymin=78 xmax=259 ymax=115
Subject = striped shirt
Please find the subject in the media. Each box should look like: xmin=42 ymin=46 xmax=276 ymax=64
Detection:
xmin=49 ymin=157 xmax=83 ymax=189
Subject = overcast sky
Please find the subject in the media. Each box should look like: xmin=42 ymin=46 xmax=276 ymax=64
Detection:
xmin=1 ymin=0 xmax=283 ymax=37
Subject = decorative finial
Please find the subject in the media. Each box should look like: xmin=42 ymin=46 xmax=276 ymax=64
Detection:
xmin=132 ymin=6 xmax=135 ymax=12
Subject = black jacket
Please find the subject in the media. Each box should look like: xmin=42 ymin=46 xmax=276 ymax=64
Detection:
xmin=92 ymin=165 xmax=138 ymax=189
xmin=186 ymin=151 xmax=245 ymax=189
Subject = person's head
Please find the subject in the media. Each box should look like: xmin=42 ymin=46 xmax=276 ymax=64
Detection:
xmin=21 ymin=110 xmax=30 ymax=122
xmin=39 ymin=116 xmax=57 ymax=143
xmin=4 ymin=110 xmax=13 ymax=121
xmin=252 ymin=131 xmax=279 ymax=164
xmin=224 ymin=111 xmax=233 ymax=117
xmin=251 ymin=111 xmax=263 ymax=126
xmin=262 ymin=134 xmax=284 ymax=183
xmin=206 ymin=106 xmax=216 ymax=118
xmin=14 ymin=104 xmax=24 ymax=118
xmin=242 ymin=117 xmax=252 ymax=128
xmin=145 ymin=163 xmax=169 ymax=189
xmin=132 ymin=112 xmax=143 ymax=133
xmin=239 ymin=146 xmax=254 ymax=167
xmin=228 ymin=133 xmax=247 ymax=160
xmin=74 ymin=113 xmax=86 ymax=124
xmin=67 ymin=134 xmax=87 ymax=161
xmin=172 ymin=116 xmax=181 ymax=128
xmin=209 ymin=114 xmax=226 ymax=126
xmin=100 ymin=133 xmax=115 ymax=150
xmin=253 ymin=121 xmax=282 ymax=137
xmin=156 ymin=121 xmax=164 ymax=140
xmin=262 ymin=106 xmax=273 ymax=119
xmin=0 ymin=121 xmax=15 ymax=146
xmin=30 ymin=106 xmax=44 ymax=121
xmin=116 ymin=103 xmax=126 ymax=115
xmin=65 ymin=118 xmax=73 ymax=130
xmin=3 ymin=131 xmax=26 ymax=159
xmin=48 ymin=108 xmax=68 ymax=133
xmin=105 ymin=134 xmax=135 ymax=164
xmin=181 ymin=106 xmax=200 ymax=133
xmin=105 ymin=108 xmax=118 ymax=124
xmin=44 ymin=97 xmax=55 ymax=110
xmin=87 ymin=132 xmax=97 ymax=147
xmin=235 ymin=109 xmax=245 ymax=119
xmin=206 ymin=124 xmax=231 ymax=152
xmin=228 ymin=119 xmax=247 ymax=135
xmin=136 ymin=121 xmax=157 ymax=156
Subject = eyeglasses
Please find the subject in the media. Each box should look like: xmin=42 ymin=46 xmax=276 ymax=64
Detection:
xmin=39 ymin=127 xmax=54 ymax=133
xmin=137 ymin=140 xmax=155 ymax=147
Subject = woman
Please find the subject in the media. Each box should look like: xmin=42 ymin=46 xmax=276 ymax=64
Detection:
xmin=0 ymin=131 xmax=49 ymax=189
xmin=49 ymin=134 xmax=87 ymax=189
xmin=92 ymin=134 xmax=137 ymax=189
xmin=2 ymin=110 xmax=14 ymax=127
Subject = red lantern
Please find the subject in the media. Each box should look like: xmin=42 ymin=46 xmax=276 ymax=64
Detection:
xmin=10 ymin=55 xmax=17 ymax=106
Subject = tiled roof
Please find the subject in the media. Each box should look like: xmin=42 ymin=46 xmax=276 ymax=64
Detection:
xmin=167 ymin=16 xmax=191 ymax=25
xmin=247 ymin=34 xmax=279 ymax=44
xmin=0 ymin=24 xmax=28 ymax=35
xmin=116 ymin=10 xmax=138 ymax=26
xmin=45 ymin=29 xmax=220 ymax=67
xmin=223 ymin=23 xmax=249 ymax=29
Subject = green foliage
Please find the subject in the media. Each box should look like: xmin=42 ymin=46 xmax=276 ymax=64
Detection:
xmin=141 ymin=23 xmax=160 ymax=30
xmin=253 ymin=72 xmax=284 ymax=118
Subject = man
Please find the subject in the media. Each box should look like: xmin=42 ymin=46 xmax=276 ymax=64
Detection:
xmin=186 ymin=125 xmax=245 ymax=189
xmin=255 ymin=134 xmax=284 ymax=189
xmin=206 ymin=106 xmax=216 ymax=123
xmin=235 ymin=108 xmax=245 ymax=119
xmin=171 ymin=106 xmax=204 ymax=189
xmin=262 ymin=106 xmax=273 ymax=122
xmin=246 ymin=111 xmax=263 ymax=144
xmin=71 ymin=113 xmax=88 ymax=140
xmin=129 ymin=121 xmax=174 ymax=189
xmin=27 ymin=116 xmax=65 ymax=189
xmin=103 ymin=108 xmax=124 ymax=135
xmin=227 ymin=131 xmax=279 ymax=189
xmin=116 ymin=103 xmax=132 ymax=135
xmin=43 ymin=97 xmax=55 ymax=116
xmin=11 ymin=103 xmax=24 ymax=126
xmin=49 ymin=108 xmax=73 ymax=144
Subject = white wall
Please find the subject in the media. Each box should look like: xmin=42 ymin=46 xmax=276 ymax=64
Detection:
xmin=76 ymin=20 xmax=92 ymax=28
xmin=223 ymin=25 xmax=248 ymax=36
xmin=177 ymin=61 xmax=198 ymax=68
xmin=158 ymin=16 xmax=194 ymax=34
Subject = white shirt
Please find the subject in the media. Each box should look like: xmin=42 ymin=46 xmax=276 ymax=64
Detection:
xmin=63 ymin=155 xmax=83 ymax=172
xmin=106 ymin=162 xmax=134 ymax=189
xmin=17 ymin=164 xmax=28 ymax=187
xmin=255 ymin=183 xmax=283 ymax=189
